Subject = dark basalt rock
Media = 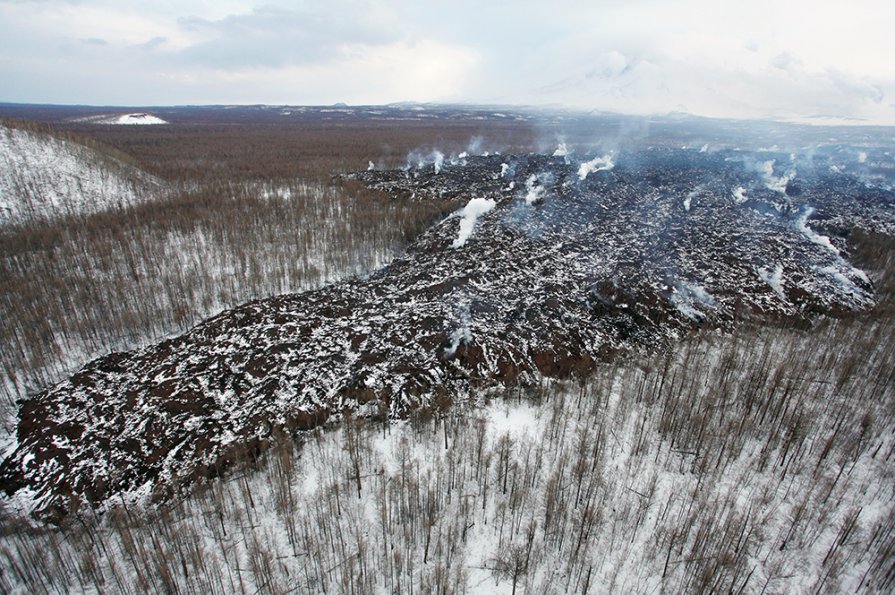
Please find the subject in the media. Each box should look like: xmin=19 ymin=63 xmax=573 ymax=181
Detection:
xmin=2 ymin=147 xmax=893 ymax=522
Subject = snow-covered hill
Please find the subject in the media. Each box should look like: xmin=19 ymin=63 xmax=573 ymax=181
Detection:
xmin=72 ymin=112 xmax=169 ymax=125
xmin=0 ymin=122 xmax=159 ymax=225
xmin=2 ymin=146 xmax=894 ymax=521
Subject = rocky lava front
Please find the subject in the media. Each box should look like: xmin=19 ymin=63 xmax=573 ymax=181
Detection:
xmin=2 ymin=148 xmax=892 ymax=521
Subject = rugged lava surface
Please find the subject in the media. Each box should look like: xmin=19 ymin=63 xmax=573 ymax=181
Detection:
xmin=2 ymin=148 xmax=893 ymax=521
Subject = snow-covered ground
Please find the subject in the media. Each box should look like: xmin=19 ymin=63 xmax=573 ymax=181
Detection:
xmin=4 ymin=147 xmax=890 ymax=524
xmin=72 ymin=112 xmax=168 ymax=125
xmin=3 ymin=314 xmax=893 ymax=594
xmin=109 ymin=113 xmax=168 ymax=125
xmin=0 ymin=174 xmax=422 ymax=449
xmin=0 ymin=123 xmax=158 ymax=225
xmin=1 ymin=128 xmax=893 ymax=593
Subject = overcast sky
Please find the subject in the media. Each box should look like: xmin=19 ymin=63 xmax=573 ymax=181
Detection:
xmin=2 ymin=0 xmax=894 ymax=124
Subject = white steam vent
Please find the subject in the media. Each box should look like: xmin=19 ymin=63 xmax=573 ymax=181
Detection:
xmin=796 ymin=207 xmax=839 ymax=255
xmin=452 ymin=198 xmax=496 ymax=248
xmin=577 ymin=154 xmax=614 ymax=180
xmin=760 ymin=160 xmax=795 ymax=194
xmin=758 ymin=265 xmax=785 ymax=299
xmin=553 ymin=143 xmax=569 ymax=157
xmin=524 ymin=174 xmax=545 ymax=205
xmin=671 ymin=281 xmax=717 ymax=320
xmin=444 ymin=302 xmax=472 ymax=358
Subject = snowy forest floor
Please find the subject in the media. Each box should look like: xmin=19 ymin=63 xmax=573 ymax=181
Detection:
xmin=2 ymin=233 xmax=893 ymax=594
xmin=0 ymin=178 xmax=455 ymax=439
xmin=2 ymin=111 xmax=894 ymax=594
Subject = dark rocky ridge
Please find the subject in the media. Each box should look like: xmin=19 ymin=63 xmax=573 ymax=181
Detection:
xmin=2 ymin=147 xmax=892 ymax=522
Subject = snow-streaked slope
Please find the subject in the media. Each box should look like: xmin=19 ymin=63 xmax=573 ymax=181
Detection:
xmin=0 ymin=123 xmax=159 ymax=225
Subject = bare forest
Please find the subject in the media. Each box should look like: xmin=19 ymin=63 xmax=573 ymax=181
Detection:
xmin=2 ymin=231 xmax=893 ymax=593
xmin=0 ymin=113 xmax=531 ymax=432
xmin=0 ymin=107 xmax=893 ymax=593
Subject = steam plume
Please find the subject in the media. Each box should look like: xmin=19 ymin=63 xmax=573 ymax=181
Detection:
xmin=758 ymin=265 xmax=785 ymax=299
xmin=444 ymin=301 xmax=472 ymax=358
xmin=524 ymin=174 xmax=545 ymax=205
xmin=577 ymin=154 xmax=614 ymax=180
xmin=796 ymin=207 xmax=838 ymax=255
xmin=452 ymin=198 xmax=496 ymax=248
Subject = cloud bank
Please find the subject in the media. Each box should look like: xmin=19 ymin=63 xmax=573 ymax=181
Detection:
xmin=0 ymin=0 xmax=893 ymax=123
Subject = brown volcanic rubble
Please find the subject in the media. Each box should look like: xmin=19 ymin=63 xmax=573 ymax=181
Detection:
xmin=2 ymin=148 xmax=891 ymax=522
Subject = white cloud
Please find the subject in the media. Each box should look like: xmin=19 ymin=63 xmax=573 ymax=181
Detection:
xmin=176 ymin=2 xmax=402 ymax=68
xmin=0 ymin=0 xmax=893 ymax=123
xmin=177 ymin=39 xmax=477 ymax=105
